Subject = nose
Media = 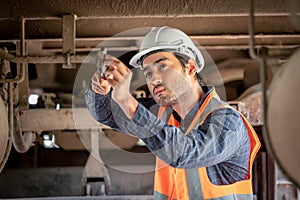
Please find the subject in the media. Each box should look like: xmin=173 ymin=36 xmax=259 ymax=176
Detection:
xmin=149 ymin=71 xmax=162 ymax=86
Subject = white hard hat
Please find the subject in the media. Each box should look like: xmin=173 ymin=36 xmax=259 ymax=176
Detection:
xmin=129 ymin=26 xmax=205 ymax=73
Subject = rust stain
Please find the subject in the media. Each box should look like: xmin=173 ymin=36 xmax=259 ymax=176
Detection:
xmin=63 ymin=109 xmax=71 ymax=116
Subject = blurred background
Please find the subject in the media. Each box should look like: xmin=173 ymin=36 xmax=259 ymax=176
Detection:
xmin=0 ymin=0 xmax=299 ymax=199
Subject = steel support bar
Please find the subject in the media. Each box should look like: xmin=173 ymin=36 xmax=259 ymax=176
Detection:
xmin=62 ymin=14 xmax=77 ymax=69
xmin=0 ymin=52 xmax=92 ymax=83
xmin=19 ymin=108 xmax=110 ymax=132
xmin=248 ymin=0 xmax=277 ymax=199
xmin=0 ymin=50 xmax=94 ymax=64
xmin=2 ymin=34 xmax=300 ymax=45
xmin=83 ymin=129 xmax=111 ymax=196
xmin=12 ymin=109 xmax=35 ymax=153
xmin=17 ymin=17 xmax=29 ymax=108
xmin=1 ymin=18 xmax=27 ymax=84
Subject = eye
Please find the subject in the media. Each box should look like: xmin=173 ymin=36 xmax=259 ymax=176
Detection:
xmin=158 ymin=63 xmax=167 ymax=71
xmin=144 ymin=71 xmax=152 ymax=80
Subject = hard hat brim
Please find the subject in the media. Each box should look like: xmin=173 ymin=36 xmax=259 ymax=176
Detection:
xmin=129 ymin=46 xmax=179 ymax=68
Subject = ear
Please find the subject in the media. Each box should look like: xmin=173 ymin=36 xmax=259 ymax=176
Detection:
xmin=185 ymin=59 xmax=198 ymax=76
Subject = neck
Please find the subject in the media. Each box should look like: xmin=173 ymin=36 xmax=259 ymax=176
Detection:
xmin=173 ymin=82 xmax=204 ymax=119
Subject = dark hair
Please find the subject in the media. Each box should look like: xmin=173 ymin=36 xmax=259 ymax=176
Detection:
xmin=173 ymin=53 xmax=207 ymax=86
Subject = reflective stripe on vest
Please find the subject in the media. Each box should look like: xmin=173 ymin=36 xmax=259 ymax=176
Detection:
xmin=154 ymin=89 xmax=261 ymax=200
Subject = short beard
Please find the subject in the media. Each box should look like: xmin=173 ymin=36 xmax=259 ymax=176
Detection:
xmin=152 ymin=64 xmax=192 ymax=107
xmin=156 ymin=83 xmax=192 ymax=107
xmin=156 ymin=93 xmax=178 ymax=107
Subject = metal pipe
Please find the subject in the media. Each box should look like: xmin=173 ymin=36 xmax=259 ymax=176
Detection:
xmin=15 ymin=18 xmax=26 ymax=83
xmin=0 ymin=50 xmax=98 ymax=84
xmin=15 ymin=12 xmax=300 ymax=20
xmin=10 ymin=17 xmax=36 ymax=152
xmin=21 ymin=17 xmax=26 ymax=57
xmin=8 ymin=82 xmax=13 ymax=147
xmin=0 ymin=50 xmax=95 ymax=64
xmin=249 ymin=0 xmax=260 ymax=60
xmin=249 ymin=0 xmax=272 ymax=151
xmin=3 ymin=83 xmax=13 ymax=164
xmin=248 ymin=1 xmax=277 ymax=199
xmin=0 ymin=19 xmax=26 ymax=84
xmin=0 ymin=16 xmax=92 ymax=83
xmin=18 ymin=17 xmax=29 ymax=109
xmin=6 ymin=18 xmax=35 ymax=153
xmin=1 ymin=34 xmax=300 ymax=44
xmin=12 ymin=110 xmax=35 ymax=153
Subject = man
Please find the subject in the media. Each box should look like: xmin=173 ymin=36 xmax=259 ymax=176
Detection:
xmin=85 ymin=26 xmax=260 ymax=200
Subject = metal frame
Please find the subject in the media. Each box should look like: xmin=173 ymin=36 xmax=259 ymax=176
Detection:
xmin=248 ymin=1 xmax=277 ymax=199
xmin=248 ymin=0 xmax=300 ymax=198
xmin=19 ymin=108 xmax=109 ymax=132
xmin=62 ymin=14 xmax=77 ymax=69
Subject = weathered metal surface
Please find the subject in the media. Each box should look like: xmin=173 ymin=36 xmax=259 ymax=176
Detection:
xmin=19 ymin=108 xmax=109 ymax=132
xmin=55 ymin=129 xmax=138 ymax=151
xmin=229 ymin=90 xmax=264 ymax=126
xmin=12 ymin=110 xmax=35 ymax=153
xmin=267 ymin=47 xmax=300 ymax=188
xmin=0 ymin=49 xmax=95 ymax=64
xmin=238 ymin=91 xmax=264 ymax=126
xmin=0 ymin=0 xmax=292 ymax=18
xmin=62 ymin=14 xmax=76 ymax=69
xmin=54 ymin=131 xmax=87 ymax=150
xmin=0 ymin=97 xmax=10 ymax=172
xmin=16 ymin=22 xmax=30 ymax=108
xmin=62 ymin=14 xmax=76 ymax=55
xmin=0 ymin=0 xmax=298 ymax=39
xmin=277 ymin=166 xmax=300 ymax=200
xmin=83 ymin=129 xmax=111 ymax=196
xmin=4 ymin=34 xmax=300 ymax=50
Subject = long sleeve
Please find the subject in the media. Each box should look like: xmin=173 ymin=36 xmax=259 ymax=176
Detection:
xmin=85 ymin=86 xmax=120 ymax=130
xmin=85 ymin=86 xmax=250 ymax=184
xmin=121 ymin=103 xmax=249 ymax=170
xmin=86 ymin=86 xmax=249 ymax=168
xmin=85 ymin=86 xmax=157 ymax=131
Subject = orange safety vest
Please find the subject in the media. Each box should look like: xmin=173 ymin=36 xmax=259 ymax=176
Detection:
xmin=154 ymin=90 xmax=261 ymax=200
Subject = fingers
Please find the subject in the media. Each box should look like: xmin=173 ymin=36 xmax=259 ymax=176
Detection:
xmin=92 ymin=54 xmax=131 ymax=91
xmin=104 ymin=60 xmax=128 ymax=76
xmin=91 ymin=72 xmax=111 ymax=94
xmin=102 ymin=55 xmax=131 ymax=86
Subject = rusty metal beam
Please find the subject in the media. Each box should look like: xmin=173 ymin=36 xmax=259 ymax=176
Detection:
xmin=19 ymin=108 xmax=110 ymax=132
xmin=0 ymin=33 xmax=298 ymax=65
xmin=0 ymin=49 xmax=96 ymax=65
xmin=0 ymin=0 xmax=295 ymax=19
xmin=62 ymin=14 xmax=77 ymax=69
xmin=1 ymin=34 xmax=300 ymax=49
xmin=0 ymin=0 xmax=299 ymax=40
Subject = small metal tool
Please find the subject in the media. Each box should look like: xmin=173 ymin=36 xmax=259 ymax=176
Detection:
xmin=97 ymin=48 xmax=108 ymax=79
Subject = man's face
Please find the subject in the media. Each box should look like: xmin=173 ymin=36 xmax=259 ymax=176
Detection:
xmin=142 ymin=52 xmax=193 ymax=106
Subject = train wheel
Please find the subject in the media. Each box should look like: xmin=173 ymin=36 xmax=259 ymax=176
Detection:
xmin=0 ymin=97 xmax=11 ymax=173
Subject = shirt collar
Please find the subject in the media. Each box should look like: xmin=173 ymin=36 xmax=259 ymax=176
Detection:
xmin=175 ymin=86 xmax=215 ymax=131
